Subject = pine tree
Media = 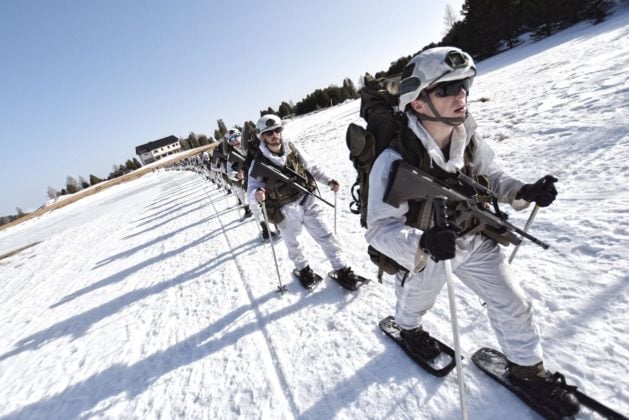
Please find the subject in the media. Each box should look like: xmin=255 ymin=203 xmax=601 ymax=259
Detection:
xmin=79 ymin=175 xmax=89 ymax=189
xmin=198 ymin=134 xmax=209 ymax=146
xmin=66 ymin=176 xmax=80 ymax=194
xmin=582 ymin=0 xmax=614 ymax=23
xmin=278 ymin=102 xmax=293 ymax=118
xmin=260 ymin=107 xmax=276 ymax=117
xmin=342 ymin=78 xmax=358 ymax=98
xmin=443 ymin=4 xmax=459 ymax=36
xmin=89 ymin=174 xmax=102 ymax=185
xmin=215 ymin=120 xmax=227 ymax=141
xmin=47 ymin=186 xmax=58 ymax=199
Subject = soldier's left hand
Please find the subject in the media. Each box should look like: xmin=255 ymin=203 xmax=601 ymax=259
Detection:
xmin=516 ymin=175 xmax=558 ymax=207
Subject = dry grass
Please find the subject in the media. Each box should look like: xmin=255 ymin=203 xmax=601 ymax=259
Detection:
xmin=0 ymin=145 xmax=216 ymax=233
xmin=0 ymin=242 xmax=42 ymax=261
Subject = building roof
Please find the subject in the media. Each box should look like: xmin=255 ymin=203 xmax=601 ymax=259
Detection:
xmin=135 ymin=135 xmax=179 ymax=155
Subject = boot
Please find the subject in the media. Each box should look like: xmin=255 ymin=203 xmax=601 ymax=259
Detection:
xmin=243 ymin=205 xmax=253 ymax=219
xmin=260 ymin=222 xmax=279 ymax=240
xmin=507 ymin=361 xmax=580 ymax=417
xmin=399 ymin=325 xmax=441 ymax=360
xmin=298 ymin=265 xmax=319 ymax=289
xmin=334 ymin=266 xmax=361 ymax=290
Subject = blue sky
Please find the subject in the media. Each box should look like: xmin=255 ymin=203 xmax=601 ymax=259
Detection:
xmin=0 ymin=0 xmax=462 ymax=215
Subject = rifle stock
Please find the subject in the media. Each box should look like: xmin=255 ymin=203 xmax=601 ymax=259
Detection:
xmin=384 ymin=160 xmax=549 ymax=249
xmin=250 ymin=159 xmax=334 ymax=208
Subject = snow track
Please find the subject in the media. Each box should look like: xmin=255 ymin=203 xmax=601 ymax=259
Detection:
xmin=202 ymin=176 xmax=299 ymax=418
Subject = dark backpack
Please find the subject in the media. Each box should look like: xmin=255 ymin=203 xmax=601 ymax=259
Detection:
xmin=346 ymin=74 xmax=411 ymax=280
xmin=347 ymin=74 xmax=404 ymax=228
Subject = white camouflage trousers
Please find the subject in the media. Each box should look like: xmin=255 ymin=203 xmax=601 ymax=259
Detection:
xmin=395 ymin=234 xmax=544 ymax=366
xmin=277 ymin=195 xmax=346 ymax=272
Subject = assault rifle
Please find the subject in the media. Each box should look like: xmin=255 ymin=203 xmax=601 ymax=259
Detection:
xmin=211 ymin=149 xmax=225 ymax=166
xmin=228 ymin=150 xmax=246 ymax=172
xmin=250 ymin=159 xmax=334 ymax=208
xmin=384 ymin=160 xmax=549 ymax=249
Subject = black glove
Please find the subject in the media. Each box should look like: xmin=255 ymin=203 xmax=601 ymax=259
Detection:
xmin=420 ymin=225 xmax=458 ymax=262
xmin=516 ymin=175 xmax=558 ymax=207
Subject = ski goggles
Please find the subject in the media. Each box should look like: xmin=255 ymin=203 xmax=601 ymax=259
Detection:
xmin=261 ymin=127 xmax=283 ymax=137
xmin=227 ymin=133 xmax=241 ymax=144
xmin=426 ymin=77 xmax=472 ymax=98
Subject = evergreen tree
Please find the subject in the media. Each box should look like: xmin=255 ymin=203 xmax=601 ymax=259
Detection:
xmin=342 ymin=78 xmax=358 ymax=99
xmin=241 ymin=120 xmax=257 ymax=155
xmin=443 ymin=4 xmax=459 ymax=36
xmin=186 ymin=132 xmax=200 ymax=149
xmin=79 ymin=175 xmax=89 ymax=189
xmin=278 ymin=101 xmax=293 ymax=118
xmin=215 ymin=119 xmax=228 ymax=141
xmin=89 ymin=174 xmax=102 ymax=185
xmin=260 ymin=107 xmax=276 ymax=117
xmin=132 ymin=158 xmax=142 ymax=169
xmin=66 ymin=176 xmax=80 ymax=194
xmin=582 ymin=0 xmax=614 ymax=23
xmin=47 ymin=186 xmax=58 ymax=199
xmin=198 ymin=134 xmax=210 ymax=146
xmin=217 ymin=119 xmax=227 ymax=134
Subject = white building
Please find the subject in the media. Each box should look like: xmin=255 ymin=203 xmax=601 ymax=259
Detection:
xmin=135 ymin=135 xmax=181 ymax=165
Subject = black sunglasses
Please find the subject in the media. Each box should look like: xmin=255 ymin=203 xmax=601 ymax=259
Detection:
xmin=427 ymin=78 xmax=472 ymax=98
xmin=262 ymin=127 xmax=283 ymax=136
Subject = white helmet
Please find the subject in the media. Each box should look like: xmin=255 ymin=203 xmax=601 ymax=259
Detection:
xmin=201 ymin=151 xmax=209 ymax=160
xmin=398 ymin=47 xmax=476 ymax=112
xmin=256 ymin=114 xmax=283 ymax=139
xmin=226 ymin=127 xmax=241 ymax=144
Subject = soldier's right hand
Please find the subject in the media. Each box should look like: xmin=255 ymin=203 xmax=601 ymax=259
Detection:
xmin=420 ymin=225 xmax=458 ymax=262
xmin=255 ymin=188 xmax=266 ymax=203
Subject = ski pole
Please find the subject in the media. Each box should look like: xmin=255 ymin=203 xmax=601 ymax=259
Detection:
xmin=433 ymin=197 xmax=468 ymax=420
xmin=260 ymin=202 xmax=287 ymax=294
xmin=508 ymin=205 xmax=540 ymax=264
xmin=334 ymin=191 xmax=338 ymax=235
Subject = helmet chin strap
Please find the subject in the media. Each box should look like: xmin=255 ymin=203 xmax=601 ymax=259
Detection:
xmin=413 ymin=94 xmax=466 ymax=126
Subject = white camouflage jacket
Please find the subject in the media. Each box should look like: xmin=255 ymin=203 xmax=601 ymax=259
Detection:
xmin=365 ymin=113 xmax=529 ymax=273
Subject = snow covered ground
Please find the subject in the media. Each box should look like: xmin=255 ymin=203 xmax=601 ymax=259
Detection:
xmin=1 ymin=8 xmax=627 ymax=419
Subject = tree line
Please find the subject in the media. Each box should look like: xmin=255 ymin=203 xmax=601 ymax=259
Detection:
xmin=377 ymin=0 xmax=615 ymax=78
xmin=259 ymin=78 xmax=359 ymax=118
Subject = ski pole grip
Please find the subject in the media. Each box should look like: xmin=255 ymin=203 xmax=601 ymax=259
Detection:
xmin=433 ymin=196 xmax=448 ymax=228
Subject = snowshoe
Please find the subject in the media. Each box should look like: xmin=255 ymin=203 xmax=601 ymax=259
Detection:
xmin=379 ymin=315 xmax=457 ymax=377
xmin=293 ymin=266 xmax=323 ymax=291
xmin=328 ymin=267 xmax=370 ymax=291
xmin=472 ymin=347 xmax=625 ymax=420
xmin=400 ymin=325 xmax=441 ymax=360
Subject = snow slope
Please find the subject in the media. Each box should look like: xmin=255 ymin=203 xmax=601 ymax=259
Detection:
xmin=0 ymin=8 xmax=627 ymax=419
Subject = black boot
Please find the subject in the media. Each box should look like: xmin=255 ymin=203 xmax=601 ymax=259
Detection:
xmin=298 ymin=265 xmax=319 ymax=289
xmin=333 ymin=266 xmax=361 ymax=290
xmin=507 ymin=361 xmax=580 ymax=417
xmin=260 ymin=222 xmax=279 ymax=240
xmin=400 ymin=326 xmax=441 ymax=360
xmin=243 ymin=205 xmax=253 ymax=219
